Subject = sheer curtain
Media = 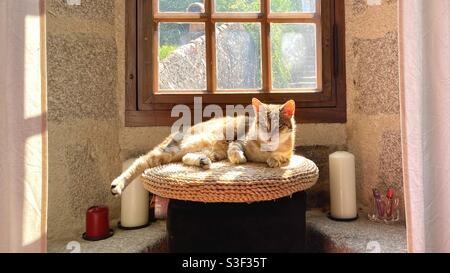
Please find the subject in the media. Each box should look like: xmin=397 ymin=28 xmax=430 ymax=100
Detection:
xmin=400 ymin=0 xmax=450 ymax=252
xmin=0 ymin=0 xmax=47 ymax=252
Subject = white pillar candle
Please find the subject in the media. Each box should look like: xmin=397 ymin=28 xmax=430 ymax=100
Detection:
xmin=120 ymin=158 xmax=149 ymax=228
xmin=329 ymin=151 xmax=357 ymax=220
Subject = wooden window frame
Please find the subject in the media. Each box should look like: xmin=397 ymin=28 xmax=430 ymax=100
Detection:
xmin=125 ymin=0 xmax=346 ymax=126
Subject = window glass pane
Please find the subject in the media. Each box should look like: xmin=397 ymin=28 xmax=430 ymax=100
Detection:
xmin=216 ymin=23 xmax=262 ymax=90
xmin=215 ymin=0 xmax=260 ymax=12
xmin=271 ymin=0 xmax=316 ymax=13
xmin=271 ymin=23 xmax=317 ymax=89
xmin=159 ymin=0 xmax=205 ymax=13
xmin=159 ymin=23 xmax=206 ymax=91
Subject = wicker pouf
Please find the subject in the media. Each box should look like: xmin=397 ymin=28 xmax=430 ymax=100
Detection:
xmin=141 ymin=155 xmax=319 ymax=253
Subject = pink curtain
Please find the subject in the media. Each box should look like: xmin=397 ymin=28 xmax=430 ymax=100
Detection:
xmin=400 ymin=0 xmax=450 ymax=252
xmin=0 ymin=0 xmax=47 ymax=252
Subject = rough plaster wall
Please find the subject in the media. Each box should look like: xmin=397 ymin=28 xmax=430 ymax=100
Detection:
xmin=345 ymin=0 xmax=404 ymax=217
xmin=47 ymin=0 xmax=122 ymax=241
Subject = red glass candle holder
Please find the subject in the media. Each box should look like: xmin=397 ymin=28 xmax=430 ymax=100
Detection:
xmin=83 ymin=205 xmax=114 ymax=241
xmin=154 ymin=196 xmax=170 ymax=220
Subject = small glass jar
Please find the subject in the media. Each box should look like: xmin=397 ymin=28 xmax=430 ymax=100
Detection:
xmin=368 ymin=196 xmax=400 ymax=224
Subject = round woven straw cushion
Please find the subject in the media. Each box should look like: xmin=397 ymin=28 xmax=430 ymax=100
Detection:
xmin=141 ymin=155 xmax=319 ymax=203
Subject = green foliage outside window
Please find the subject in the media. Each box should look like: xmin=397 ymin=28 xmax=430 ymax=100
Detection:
xmin=158 ymin=0 xmax=316 ymax=88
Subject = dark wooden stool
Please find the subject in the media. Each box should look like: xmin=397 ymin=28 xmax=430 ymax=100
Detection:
xmin=167 ymin=191 xmax=306 ymax=253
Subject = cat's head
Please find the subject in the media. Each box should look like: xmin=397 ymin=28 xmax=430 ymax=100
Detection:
xmin=251 ymin=98 xmax=296 ymax=139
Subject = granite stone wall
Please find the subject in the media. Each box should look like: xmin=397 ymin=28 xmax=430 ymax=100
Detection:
xmin=46 ymin=0 xmax=122 ymax=241
xmin=345 ymin=0 xmax=403 ymax=217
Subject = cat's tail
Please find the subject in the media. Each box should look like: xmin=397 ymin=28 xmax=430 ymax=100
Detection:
xmin=111 ymin=132 xmax=214 ymax=196
xmin=110 ymin=147 xmax=175 ymax=196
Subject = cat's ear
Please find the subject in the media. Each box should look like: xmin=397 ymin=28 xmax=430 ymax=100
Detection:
xmin=281 ymin=100 xmax=296 ymax=118
xmin=252 ymin=98 xmax=264 ymax=114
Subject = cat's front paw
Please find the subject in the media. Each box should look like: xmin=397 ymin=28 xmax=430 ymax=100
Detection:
xmin=228 ymin=150 xmax=247 ymax=165
xmin=199 ymin=157 xmax=212 ymax=170
xmin=110 ymin=177 xmax=125 ymax=197
xmin=267 ymin=157 xmax=282 ymax=168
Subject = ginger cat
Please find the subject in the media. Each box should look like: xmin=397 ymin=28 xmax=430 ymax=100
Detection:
xmin=111 ymin=98 xmax=296 ymax=196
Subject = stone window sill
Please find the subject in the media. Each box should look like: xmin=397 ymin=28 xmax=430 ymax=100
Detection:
xmin=47 ymin=220 xmax=168 ymax=253
xmin=48 ymin=212 xmax=407 ymax=253
xmin=306 ymin=210 xmax=407 ymax=253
